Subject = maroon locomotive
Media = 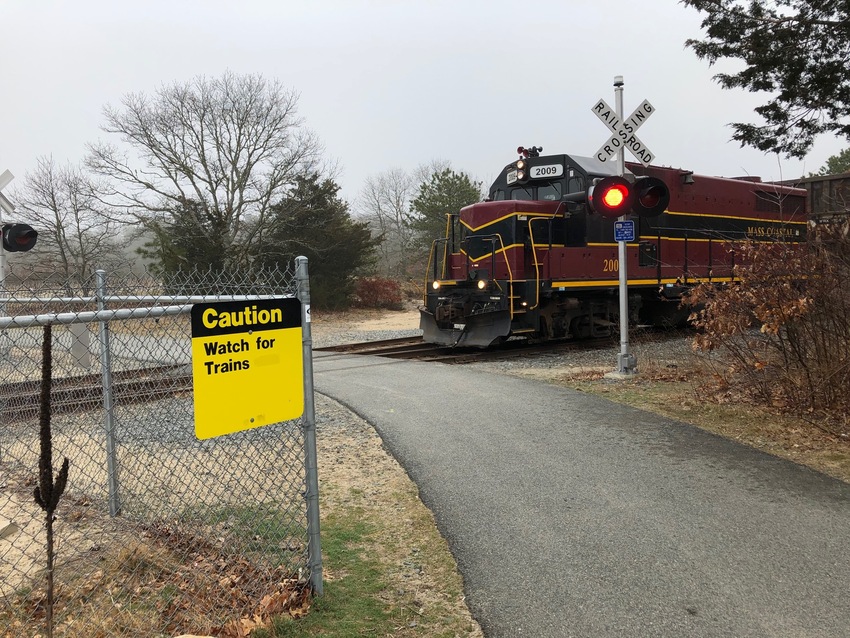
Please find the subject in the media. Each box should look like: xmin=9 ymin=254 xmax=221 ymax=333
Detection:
xmin=420 ymin=147 xmax=807 ymax=347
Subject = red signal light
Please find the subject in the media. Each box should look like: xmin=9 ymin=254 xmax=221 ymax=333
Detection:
xmin=602 ymin=184 xmax=629 ymax=209
xmin=632 ymin=176 xmax=670 ymax=217
xmin=588 ymin=176 xmax=634 ymax=219
xmin=639 ymin=189 xmax=660 ymax=208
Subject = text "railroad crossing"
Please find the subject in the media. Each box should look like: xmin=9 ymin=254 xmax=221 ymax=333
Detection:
xmin=593 ymin=98 xmax=655 ymax=166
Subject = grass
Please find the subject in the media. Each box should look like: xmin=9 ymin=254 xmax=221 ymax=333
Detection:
xmin=1 ymin=512 xmax=420 ymax=637
xmin=231 ymin=494 xmax=478 ymax=637
xmin=560 ymin=363 xmax=850 ymax=484
xmin=258 ymin=511 xmax=396 ymax=637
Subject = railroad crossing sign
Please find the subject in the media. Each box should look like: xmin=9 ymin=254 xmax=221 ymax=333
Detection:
xmin=593 ymin=98 xmax=655 ymax=166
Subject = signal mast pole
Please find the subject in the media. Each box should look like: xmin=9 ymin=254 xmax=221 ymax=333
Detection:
xmin=614 ymin=76 xmax=636 ymax=376
xmin=0 ymin=170 xmax=13 ymax=298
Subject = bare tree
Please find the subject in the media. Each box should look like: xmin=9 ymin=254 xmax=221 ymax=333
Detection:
xmin=356 ymin=161 xmax=450 ymax=279
xmin=357 ymin=169 xmax=416 ymax=278
xmin=87 ymin=71 xmax=321 ymax=271
xmin=15 ymin=156 xmax=124 ymax=290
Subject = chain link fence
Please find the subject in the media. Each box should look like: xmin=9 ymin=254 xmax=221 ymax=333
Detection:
xmin=0 ymin=262 xmax=321 ymax=636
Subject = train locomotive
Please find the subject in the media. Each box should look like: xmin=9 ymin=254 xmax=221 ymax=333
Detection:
xmin=420 ymin=146 xmax=808 ymax=347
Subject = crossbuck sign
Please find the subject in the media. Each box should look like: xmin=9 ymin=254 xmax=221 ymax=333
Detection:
xmin=593 ymin=98 xmax=655 ymax=166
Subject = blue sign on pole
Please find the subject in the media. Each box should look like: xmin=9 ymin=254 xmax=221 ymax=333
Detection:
xmin=614 ymin=220 xmax=635 ymax=242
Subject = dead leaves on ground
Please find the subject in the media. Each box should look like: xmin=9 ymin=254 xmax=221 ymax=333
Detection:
xmin=140 ymin=523 xmax=313 ymax=636
xmin=217 ymin=583 xmax=311 ymax=637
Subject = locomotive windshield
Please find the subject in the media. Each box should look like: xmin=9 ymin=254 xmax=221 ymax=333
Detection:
xmin=491 ymin=181 xmax=563 ymax=201
xmin=536 ymin=182 xmax=562 ymax=201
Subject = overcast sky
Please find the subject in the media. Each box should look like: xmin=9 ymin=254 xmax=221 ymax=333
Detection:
xmin=2 ymin=0 xmax=845 ymax=207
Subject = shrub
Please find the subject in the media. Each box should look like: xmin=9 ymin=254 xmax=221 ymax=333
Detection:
xmin=310 ymin=275 xmax=356 ymax=311
xmin=688 ymin=225 xmax=850 ymax=436
xmin=354 ymin=277 xmax=404 ymax=310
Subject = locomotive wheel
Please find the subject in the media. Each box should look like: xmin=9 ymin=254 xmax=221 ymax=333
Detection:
xmin=570 ymin=316 xmax=592 ymax=340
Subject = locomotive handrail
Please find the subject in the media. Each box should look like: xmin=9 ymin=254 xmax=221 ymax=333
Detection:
xmin=424 ymin=211 xmax=461 ymax=290
xmin=491 ymin=233 xmax=516 ymax=320
xmin=423 ymin=238 xmax=448 ymax=304
xmin=444 ymin=212 xmax=455 ymax=277
xmin=526 ymin=217 xmax=553 ymax=311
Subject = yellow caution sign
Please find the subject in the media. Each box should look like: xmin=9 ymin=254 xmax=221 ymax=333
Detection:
xmin=191 ymin=298 xmax=303 ymax=439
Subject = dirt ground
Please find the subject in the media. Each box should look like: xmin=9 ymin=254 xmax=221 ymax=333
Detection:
xmin=311 ymin=306 xmax=422 ymax=333
xmin=0 ymin=308 xmax=423 ymax=594
xmin=1 ymin=305 xmax=483 ymax=637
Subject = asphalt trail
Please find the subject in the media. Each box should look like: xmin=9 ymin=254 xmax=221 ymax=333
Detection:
xmin=314 ymin=353 xmax=850 ymax=638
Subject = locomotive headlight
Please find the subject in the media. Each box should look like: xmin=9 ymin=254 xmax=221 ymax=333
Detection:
xmin=476 ymin=279 xmax=487 ymax=290
xmin=432 ymin=281 xmax=440 ymax=290
xmin=515 ymin=159 xmax=528 ymax=183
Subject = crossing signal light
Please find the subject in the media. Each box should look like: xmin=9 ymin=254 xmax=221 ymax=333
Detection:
xmin=632 ymin=176 xmax=669 ymax=217
xmin=565 ymin=175 xmax=671 ymax=219
xmin=588 ymin=176 xmax=634 ymax=219
xmin=2 ymin=223 xmax=38 ymax=252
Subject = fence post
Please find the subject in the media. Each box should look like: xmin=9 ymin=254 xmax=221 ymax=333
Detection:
xmin=296 ymin=256 xmax=323 ymax=595
xmin=95 ymin=269 xmax=121 ymax=517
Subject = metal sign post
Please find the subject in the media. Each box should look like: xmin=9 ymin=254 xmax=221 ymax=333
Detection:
xmin=591 ymin=77 xmax=657 ymax=376
xmin=0 ymin=171 xmax=14 ymax=357
xmin=0 ymin=170 xmax=14 ymax=309
xmin=613 ymin=77 xmax=634 ymax=375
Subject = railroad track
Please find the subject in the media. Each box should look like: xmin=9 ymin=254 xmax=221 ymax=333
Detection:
xmin=0 ymin=365 xmax=193 ymax=423
xmin=314 ymin=335 xmax=616 ymax=363
xmin=314 ymin=336 xmax=428 ymax=356
xmin=0 ymin=330 xmax=687 ymax=423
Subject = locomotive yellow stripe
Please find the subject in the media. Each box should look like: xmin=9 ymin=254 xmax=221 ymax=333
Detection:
xmin=647 ymin=236 xmax=802 ymax=243
xmin=460 ymin=242 xmax=567 ymax=262
xmin=432 ymin=276 xmax=737 ymax=288
xmin=459 ymin=209 xmax=805 ymax=232
xmin=461 ymin=211 xmax=558 ymax=232
xmin=551 ymin=276 xmax=736 ymax=288
xmin=461 ymin=242 xmax=566 ymax=254
xmin=666 ymin=210 xmax=807 ymax=224
xmin=460 ymin=243 xmax=521 ymax=257
xmin=589 ymin=237 xmax=803 ymax=247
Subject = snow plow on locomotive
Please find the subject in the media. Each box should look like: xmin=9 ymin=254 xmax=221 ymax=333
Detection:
xmin=420 ymin=147 xmax=808 ymax=347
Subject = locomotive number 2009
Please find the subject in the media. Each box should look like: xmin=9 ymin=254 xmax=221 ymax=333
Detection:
xmin=603 ymin=259 xmax=619 ymax=273
xmin=530 ymin=164 xmax=564 ymax=179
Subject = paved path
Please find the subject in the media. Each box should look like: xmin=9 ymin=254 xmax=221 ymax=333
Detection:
xmin=313 ymin=353 xmax=850 ymax=637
